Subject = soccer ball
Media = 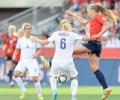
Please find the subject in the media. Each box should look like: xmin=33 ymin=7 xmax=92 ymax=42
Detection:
xmin=57 ymin=73 xmax=68 ymax=83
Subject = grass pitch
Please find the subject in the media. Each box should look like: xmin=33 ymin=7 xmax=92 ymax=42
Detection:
xmin=0 ymin=86 xmax=119 ymax=100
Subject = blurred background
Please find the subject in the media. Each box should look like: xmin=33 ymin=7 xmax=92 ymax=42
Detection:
xmin=0 ymin=0 xmax=120 ymax=100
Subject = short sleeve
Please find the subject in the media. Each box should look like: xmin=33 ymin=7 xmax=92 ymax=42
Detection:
xmin=35 ymin=43 xmax=41 ymax=48
xmin=16 ymin=39 xmax=21 ymax=49
xmin=95 ymin=14 xmax=106 ymax=25
xmin=73 ymin=33 xmax=82 ymax=41
xmin=48 ymin=32 xmax=56 ymax=42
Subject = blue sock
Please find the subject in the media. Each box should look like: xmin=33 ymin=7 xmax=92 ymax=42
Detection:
xmin=52 ymin=91 xmax=57 ymax=100
xmin=8 ymin=70 xmax=13 ymax=82
xmin=94 ymin=70 xmax=108 ymax=89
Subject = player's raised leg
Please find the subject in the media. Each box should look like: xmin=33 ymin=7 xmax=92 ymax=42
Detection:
xmin=50 ymin=77 xmax=58 ymax=100
xmin=14 ymin=70 xmax=27 ymax=99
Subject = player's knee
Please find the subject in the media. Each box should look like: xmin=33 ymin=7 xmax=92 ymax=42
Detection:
xmin=14 ymin=71 xmax=21 ymax=78
xmin=32 ymin=76 xmax=38 ymax=82
xmin=71 ymin=77 xmax=77 ymax=80
xmin=90 ymin=67 xmax=99 ymax=72
xmin=14 ymin=72 xmax=19 ymax=78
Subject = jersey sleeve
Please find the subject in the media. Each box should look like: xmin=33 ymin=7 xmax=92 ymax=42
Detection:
xmin=35 ymin=43 xmax=41 ymax=48
xmin=95 ymin=14 xmax=106 ymax=25
xmin=48 ymin=32 xmax=56 ymax=42
xmin=73 ymin=33 xmax=82 ymax=41
xmin=16 ymin=39 xmax=21 ymax=49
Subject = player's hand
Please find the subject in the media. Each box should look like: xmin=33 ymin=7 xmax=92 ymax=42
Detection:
xmin=65 ymin=10 xmax=73 ymax=16
xmin=91 ymin=35 xmax=100 ymax=40
xmin=30 ymin=37 xmax=40 ymax=43
xmin=82 ymin=35 xmax=90 ymax=41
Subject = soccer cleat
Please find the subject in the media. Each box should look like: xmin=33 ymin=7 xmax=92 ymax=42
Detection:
xmin=71 ymin=95 xmax=76 ymax=100
xmin=40 ymin=56 xmax=50 ymax=69
xmin=52 ymin=91 xmax=58 ymax=100
xmin=101 ymin=87 xmax=112 ymax=100
xmin=19 ymin=91 xmax=28 ymax=100
xmin=38 ymin=96 xmax=44 ymax=100
xmin=10 ymin=81 xmax=15 ymax=87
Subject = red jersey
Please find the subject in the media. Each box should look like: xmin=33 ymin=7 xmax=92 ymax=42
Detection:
xmin=88 ymin=14 xmax=106 ymax=42
xmin=4 ymin=34 xmax=18 ymax=57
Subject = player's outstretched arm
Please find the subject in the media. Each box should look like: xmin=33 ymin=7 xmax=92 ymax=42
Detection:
xmin=65 ymin=10 xmax=87 ymax=24
xmin=31 ymin=36 xmax=49 ymax=45
xmin=91 ymin=21 xmax=114 ymax=40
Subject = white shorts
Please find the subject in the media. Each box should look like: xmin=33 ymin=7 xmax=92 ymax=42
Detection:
xmin=15 ymin=60 xmax=39 ymax=76
xmin=50 ymin=59 xmax=78 ymax=78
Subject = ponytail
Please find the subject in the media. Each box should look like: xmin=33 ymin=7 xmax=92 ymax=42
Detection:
xmin=90 ymin=3 xmax=118 ymax=25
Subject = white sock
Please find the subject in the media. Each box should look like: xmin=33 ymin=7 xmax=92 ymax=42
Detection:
xmin=34 ymin=81 xmax=42 ymax=97
xmin=50 ymin=77 xmax=57 ymax=92
xmin=71 ymin=79 xmax=78 ymax=96
xmin=15 ymin=77 xmax=27 ymax=93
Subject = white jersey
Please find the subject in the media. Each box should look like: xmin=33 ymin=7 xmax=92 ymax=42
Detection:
xmin=16 ymin=36 xmax=41 ymax=61
xmin=48 ymin=31 xmax=82 ymax=61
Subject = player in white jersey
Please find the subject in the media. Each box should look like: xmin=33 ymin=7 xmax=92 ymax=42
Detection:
xmin=31 ymin=19 xmax=83 ymax=100
xmin=13 ymin=23 xmax=44 ymax=100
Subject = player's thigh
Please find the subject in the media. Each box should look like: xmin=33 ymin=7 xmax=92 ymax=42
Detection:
xmin=88 ymin=53 xmax=99 ymax=72
xmin=67 ymin=63 xmax=78 ymax=79
xmin=73 ymin=44 xmax=90 ymax=55
xmin=26 ymin=61 xmax=39 ymax=77
xmin=14 ymin=62 xmax=26 ymax=77
xmin=50 ymin=60 xmax=69 ymax=76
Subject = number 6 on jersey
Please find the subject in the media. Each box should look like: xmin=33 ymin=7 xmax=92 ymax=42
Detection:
xmin=60 ymin=38 xmax=66 ymax=49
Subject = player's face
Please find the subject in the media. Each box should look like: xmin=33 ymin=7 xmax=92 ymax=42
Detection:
xmin=63 ymin=22 xmax=72 ymax=31
xmin=87 ymin=8 xmax=95 ymax=17
xmin=24 ymin=26 xmax=32 ymax=36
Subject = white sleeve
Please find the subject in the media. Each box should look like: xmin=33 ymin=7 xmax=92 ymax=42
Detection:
xmin=48 ymin=33 xmax=56 ymax=42
xmin=35 ymin=43 xmax=41 ymax=48
xmin=73 ymin=33 xmax=82 ymax=41
xmin=16 ymin=39 xmax=21 ymax=49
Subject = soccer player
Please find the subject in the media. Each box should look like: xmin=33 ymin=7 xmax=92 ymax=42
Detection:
xmin=66 ymin=3 xmax=117 ymax=100
xmin=2 ymin=25 xmax=17 ymax=86
xmin=13 ymin=23 xmax=44 ymax=100
xmin=31 ymin=19 xmax=83 ymax=100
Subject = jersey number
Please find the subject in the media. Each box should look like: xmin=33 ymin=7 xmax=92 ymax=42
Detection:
xmin=60 ymin=38 xmax=66 ymax=49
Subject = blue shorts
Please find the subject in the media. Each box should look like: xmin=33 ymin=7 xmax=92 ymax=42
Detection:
xmin=82 ymin=40 xmax=102 ymax=57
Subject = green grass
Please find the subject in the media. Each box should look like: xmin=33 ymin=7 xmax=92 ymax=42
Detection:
xmin=0 ymin=86 xmax=120 ymax=100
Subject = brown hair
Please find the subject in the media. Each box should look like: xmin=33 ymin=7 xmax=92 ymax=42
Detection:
xmin=89 ymin=3 xmax=117 ymax=25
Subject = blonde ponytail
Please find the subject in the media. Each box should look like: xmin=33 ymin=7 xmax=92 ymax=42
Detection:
xmin=90 ymin=3 xmax=118 ymax=25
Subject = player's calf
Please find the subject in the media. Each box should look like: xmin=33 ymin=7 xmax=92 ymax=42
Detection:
xmin=71 ymin=77 xmax=78 ymax=100
xmin=32 ymin=76 xmax=44 ymax=99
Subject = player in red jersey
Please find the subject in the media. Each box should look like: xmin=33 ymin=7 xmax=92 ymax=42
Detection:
xmin=12 ymin=29 xmax=23 ymax=66
xmin=66 ymin=3 xmax=117 ymax=100
xmin=2 ymin=25 xmax=17 ymax=86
